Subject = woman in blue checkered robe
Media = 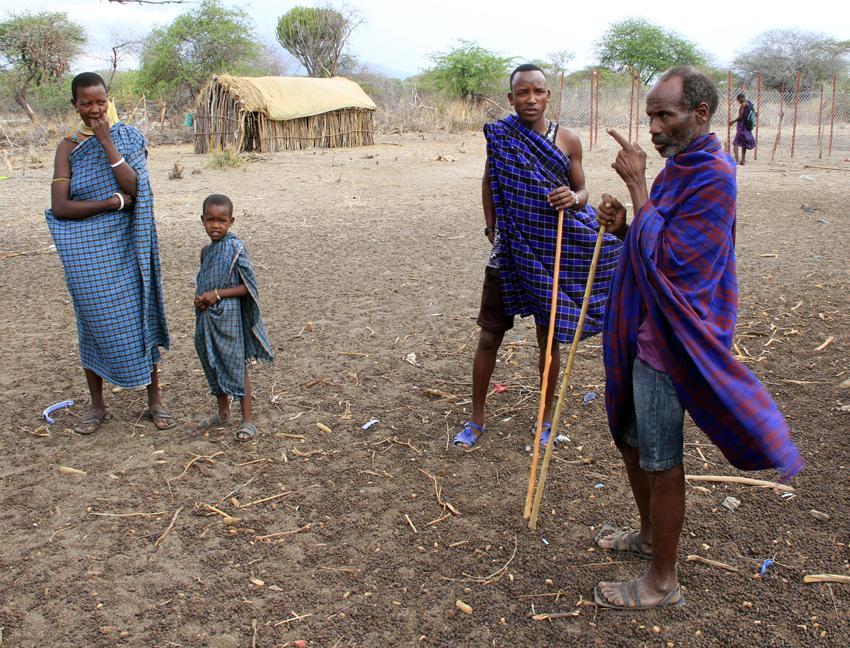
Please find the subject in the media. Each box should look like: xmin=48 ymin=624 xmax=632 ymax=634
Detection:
xmin=45 ymin=73 xmax=172 ymax=434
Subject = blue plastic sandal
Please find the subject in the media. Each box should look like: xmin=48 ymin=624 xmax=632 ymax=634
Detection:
xmin=535 ymin=422 xmax=559 ymax=449
xmin=453 ymin=422 xmax=484 ymax=449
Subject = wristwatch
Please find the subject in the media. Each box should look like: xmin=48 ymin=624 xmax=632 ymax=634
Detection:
xmin=484 ymin=226 xmax=493 ymax=236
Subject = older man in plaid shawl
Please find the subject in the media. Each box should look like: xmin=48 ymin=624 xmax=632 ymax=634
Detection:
xmin=453 ymin=64 xmax=622 ymax=450
xmin=47 ymin=72 xmax=171 ymax=435
xmin=593 ymin=67 xmax=803 ymax=610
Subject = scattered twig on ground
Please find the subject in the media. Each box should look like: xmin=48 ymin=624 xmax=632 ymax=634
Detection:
xmin=531 ymin=610 xmax=580 ymax=621
xmin=815 ymin=336 xmax=835 ymax=351
xmin=240 ymin=484 xmax=319 ymax=508
xmin=255 ymin=524 xmax=312 ymax=542
xmin=684 ymin=474 xmax=794 ymax=492
xmin=219 ymin=476 xmax=256 ymax=503
xmin=154 ymin=507 xmax=182 ymax=547
xmin=418 ymin=468 xmax=460 ymax=516
xmin=803 ymin=574 xmax=850 ymax=585
xmin=443 ymin=535 xmax=518 ymax=584
xmin=170 ymin=451 xmax=224 ymax=483
xmin=90 ymin=510 xmax=169 ymax=518
xmin=686 ymin=555 xmax=739 ymax=572
xmin=404 ymin=513 xmax=418 ymax=533
xmin=272 ymin=612 xmax=312 ymax=627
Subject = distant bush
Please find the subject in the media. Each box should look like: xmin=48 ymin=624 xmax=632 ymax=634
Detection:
xmin=207 ymin=147 xmax=247 ymax=169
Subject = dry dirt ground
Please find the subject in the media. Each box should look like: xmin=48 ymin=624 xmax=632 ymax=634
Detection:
xmin=1 ymin=131 xmax=849 ymax=648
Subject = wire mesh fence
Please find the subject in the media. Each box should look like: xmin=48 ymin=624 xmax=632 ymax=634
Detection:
xmin=554 ymin=72 xmax=850 ymax=162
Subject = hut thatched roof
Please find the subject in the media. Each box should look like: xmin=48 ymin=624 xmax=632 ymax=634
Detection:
xmin=210 ymin=75 xmax=377 ymax=121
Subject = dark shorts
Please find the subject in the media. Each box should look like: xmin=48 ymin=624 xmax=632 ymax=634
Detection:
xmin=476 ymin=266 xmax=514 ymax=333
xmin=621 ymin=357 xmax=685 ymax=472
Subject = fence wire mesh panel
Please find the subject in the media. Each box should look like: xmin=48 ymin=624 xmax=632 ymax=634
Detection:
xmin=555 ymin=78 xmax=850 ymax=162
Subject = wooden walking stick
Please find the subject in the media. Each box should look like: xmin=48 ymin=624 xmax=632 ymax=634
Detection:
xmin=529 ymin=224 xmax=607 ymax=529
xmin=523 ymin=208 xmax=565 ymax=519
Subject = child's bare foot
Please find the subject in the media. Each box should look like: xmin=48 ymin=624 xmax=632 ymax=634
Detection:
xmin=235 ymin=420 xmax=256 ymax=441
xmin=199 ymin=411 xmax=229 ymax=429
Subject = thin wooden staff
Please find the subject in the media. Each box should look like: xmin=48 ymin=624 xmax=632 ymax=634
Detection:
xmin=529 ymin=224 xmax=607 ymax=529
xmin=523 ymin=208 xmax=566 ymax=519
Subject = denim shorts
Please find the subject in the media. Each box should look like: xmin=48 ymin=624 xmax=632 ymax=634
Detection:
xmin=621 ymin=357 xmax=685 ymax=472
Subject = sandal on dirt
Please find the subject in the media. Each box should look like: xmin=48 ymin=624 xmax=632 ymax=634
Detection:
xmin=594 ymin=524 xmax=652 ymax=560
xmin=73 ymin=411 xmax=112 ymax=436
xmin=199 ymin=412 xmax=229 ymax=429
xmin=535 ymin=422 xmax=559 ymax=448
xmin=593 ymin=580 xmax=684 ymax=610
xmin=145 ymin=407 xmax=177 ymax=430
xmin=453 ymin=422 xmax=484 ymax=449
xmin=235 ymin=421 xmax=257 ymax=441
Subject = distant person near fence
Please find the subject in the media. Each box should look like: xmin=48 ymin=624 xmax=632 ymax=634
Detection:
xmin=730 ymin=93 xmax=756 ymax=165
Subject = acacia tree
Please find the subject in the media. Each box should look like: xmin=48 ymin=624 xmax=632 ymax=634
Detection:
xmin=596 ymin=18 xmax=706 ymax=84
xmin=0 ymin=12 xmax=85 ymax=123
xmin=734 ymin=29 xmax=850 ymax=90
xmin=426 ymin=41 xmax=513 ymax=101
xmin=139 ymin=0 xmax=261 ymax=99
xmin=276 ymin=5 xmax=362 ymax=78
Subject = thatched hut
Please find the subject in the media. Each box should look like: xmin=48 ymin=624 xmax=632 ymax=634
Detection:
xmin=194 ymin=75 xmax=377 ymax=153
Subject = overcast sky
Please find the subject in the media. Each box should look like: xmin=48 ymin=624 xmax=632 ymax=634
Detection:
xmin=7 ymin=0 xmax=849 ymax=76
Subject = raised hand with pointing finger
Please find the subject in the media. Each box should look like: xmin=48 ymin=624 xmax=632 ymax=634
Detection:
xmin=607 ymin=128 xmax=649 ymax=214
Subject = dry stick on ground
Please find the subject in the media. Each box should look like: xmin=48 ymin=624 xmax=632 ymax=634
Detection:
xmin=803 ymin=574 xmax=850 ymax=585
xmin=530 ymin=225 xmax=607 ymax=529
xmin=418 ymin=468 xmax=460 ymax=516
xmin=154 ymin=507 xmax=182 ymax=547
xmin=255 ymin=524 xmax=312 ymax=542
xmin=524 ymin=208 xmax=566 ymax=519
xmin=404 ymin=514 xmax=418 ymax=533
xmin=272 ymin=612 xmax=313 ymax=627
xmin=169 ymin=451 xmax=224 ymax=484
xmin=90 ymin=510 xmax=169 ymax=518
xmin=239 ymin=484 xmax=319 ymax=508
xmin=686 ymin=554 xmax=739 ymax=572
xmin=443 ymin=535 xmax=518 ymax=585
xmin=684 ymin=474 xmax=794 ymax=492
xmin=532 ymin=610 xmax=581 ymax=621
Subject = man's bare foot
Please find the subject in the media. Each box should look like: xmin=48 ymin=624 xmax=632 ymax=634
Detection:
xmin=199 ymin=411 xmax=230 ymax=429
xmin=595 ymin=573 xmax=682 ymax=609
xmin=595 ymin=525 xmax=652 ymax=559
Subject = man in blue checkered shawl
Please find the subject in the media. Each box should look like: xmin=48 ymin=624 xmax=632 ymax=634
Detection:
xmin=453 ymin=64 xmax=622 ymax=450
xmin=46 ymin=73 xmax=173 ymax=435
xmin=194 ymin=194 xmax=273 ymax=442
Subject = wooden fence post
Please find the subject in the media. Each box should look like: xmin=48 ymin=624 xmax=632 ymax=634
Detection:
xmin=726 ymin=70 xmax=732 ymax=153
xmin=817 ymin=83 xmax=824 ymax=159
xmin=828 ymin=74 xmax=836 ymax=157
xmin=754 ymin=74 xmax=762 ymax=160
xmin=790 ymin=71 xmax=801 ymax=158
xmin=588 ymin=70 xmax=594 ymax=150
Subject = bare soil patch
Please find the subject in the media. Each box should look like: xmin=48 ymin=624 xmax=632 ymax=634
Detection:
xmin=0 ymin=132 xmax=848 ymax=647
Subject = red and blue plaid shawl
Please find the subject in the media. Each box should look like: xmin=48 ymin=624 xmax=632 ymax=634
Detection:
xmin=484 ymin=115 xmax=622 ymax=343
xmin=603 ymin=133 xmax=803 ymax=480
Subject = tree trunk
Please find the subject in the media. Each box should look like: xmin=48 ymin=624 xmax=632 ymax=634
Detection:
xmin=13 ymin=90 xmax=38 ymax=125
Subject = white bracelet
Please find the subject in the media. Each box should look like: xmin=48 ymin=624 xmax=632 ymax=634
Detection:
xmin=110 ymin=157 xmax=126 ymax=168
xmin=114 ymin=192 xmax=124 ymax=210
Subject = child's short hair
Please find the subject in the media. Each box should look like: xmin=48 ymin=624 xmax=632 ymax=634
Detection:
xmin=202 ymin=193 xmax=234 ymax=217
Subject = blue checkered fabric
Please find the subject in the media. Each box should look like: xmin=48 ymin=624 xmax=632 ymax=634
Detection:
xmin=195 ymin=232 xmax=273 ymax=397
xmin=45 ymin=123 xmax=169 ymax=388
xmin=484 ymin=115 xmax=622 ymax=344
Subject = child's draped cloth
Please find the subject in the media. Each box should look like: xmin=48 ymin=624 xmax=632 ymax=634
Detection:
xmin=45 ymin=122 xmax=169 ymax=388
xmin=484 ymin=114 xmax=622 ymax=343
xmin=195 ymin=232 xmax=273 ymax=397
xmin=603 ymin=133 xmax=803 ymax=480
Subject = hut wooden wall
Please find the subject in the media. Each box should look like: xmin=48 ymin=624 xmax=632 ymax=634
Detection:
xmin=194 ymin=80 xmax=375 ymax=154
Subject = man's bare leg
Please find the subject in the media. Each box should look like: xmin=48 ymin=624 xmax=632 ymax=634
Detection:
xmin=597 ymin=444 xmax=653 ymax=553
xmin=597 ymin=463 xmax=685 ymax=606
xmin=460 ymin=328 xmax=504 ymax=447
